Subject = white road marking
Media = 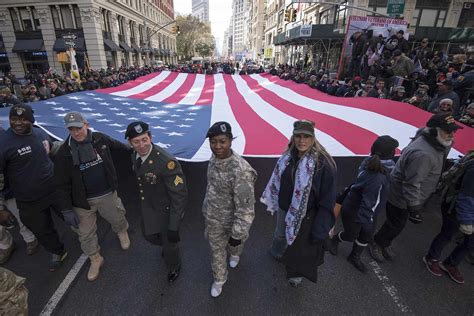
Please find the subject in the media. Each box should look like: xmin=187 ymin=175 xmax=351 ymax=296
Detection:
xmin=369 ymin=260 xmax=411 ymax=313
xmin=39 ymin=254 xmax=88 ymax=316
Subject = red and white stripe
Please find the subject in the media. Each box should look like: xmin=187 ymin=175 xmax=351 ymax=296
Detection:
xmin=98 ymin=71 xmax=473 ymax=161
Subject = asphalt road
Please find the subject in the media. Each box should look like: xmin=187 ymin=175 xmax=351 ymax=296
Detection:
xmin=2 ymin=157 xmax=473 ymax=315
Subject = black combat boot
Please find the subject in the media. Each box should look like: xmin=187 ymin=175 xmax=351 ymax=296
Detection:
xmin=347 ymin=243 xmax=368 ymax=274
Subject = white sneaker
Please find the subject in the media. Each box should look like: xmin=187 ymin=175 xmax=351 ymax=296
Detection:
xmin=229 ymin=255 xmax=240 ymax=268
xmin=210 ymin=280 xmax=226 ymax=298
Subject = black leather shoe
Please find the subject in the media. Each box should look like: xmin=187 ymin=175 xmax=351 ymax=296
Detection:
xmin=168 ymin=268 xmax=180 ymax=283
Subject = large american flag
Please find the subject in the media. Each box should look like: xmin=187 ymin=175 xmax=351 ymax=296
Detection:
xmin=0 ymin=71 xmax=472 ymax=161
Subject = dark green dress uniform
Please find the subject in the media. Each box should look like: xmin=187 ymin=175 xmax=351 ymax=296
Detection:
xmin=132 ymin=144 xmax=188 ymax=271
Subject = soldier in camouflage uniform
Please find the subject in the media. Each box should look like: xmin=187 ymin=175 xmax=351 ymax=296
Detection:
xmin=0 ymin=267 xmax=28 ymax=315
xmin=202 ymin=122 xmax=257 ymax=298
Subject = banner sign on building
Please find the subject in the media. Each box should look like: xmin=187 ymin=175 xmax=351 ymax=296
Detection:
xmin=337 ymin=15 xmax=409 ymax=77
xmin=300 ymin=25 xmax=312 ymax=37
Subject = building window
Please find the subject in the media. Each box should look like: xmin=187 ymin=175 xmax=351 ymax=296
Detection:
xmin=61 ymin=6 xmax=74 ymax=29
xmin=411 ymin=8 xmax=447 ymax=27
xmin=436 ymin=10 xmax=446 ymax=27
xmin=74 ymin=6 xmax=82 ymax=28
xmin=319 ymin=8 xmax=333 ymax=25
xmin=458 ymin=3 xmax=474 ymax=27
xmin=9 ymin=9 xmax=22 ymax=31
xmin=32 ymin=9 xmax=41 ymax=30
xmin=411 ymin=8 xmax=420 ymax=26
xmin=19 ymin=8 xmax=33 ymax=32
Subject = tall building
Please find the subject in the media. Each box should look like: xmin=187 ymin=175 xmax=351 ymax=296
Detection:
xmin=248 ymin=0 xmax=265 ymax=61
xmin=192 ymin=0 xmax=209 ymax=23
xmin=0 ymin=0 xmax=178 ymax=77
xmin=231 ymin=0 xmax=248 ymax=61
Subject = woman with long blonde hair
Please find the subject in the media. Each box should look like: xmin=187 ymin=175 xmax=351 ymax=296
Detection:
xmin=261 ymin=120 xmax=337 ymax=287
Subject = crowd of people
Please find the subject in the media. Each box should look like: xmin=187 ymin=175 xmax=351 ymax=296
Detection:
xmin=0 ymin=65 xmax=161 ymax=108
xmin=268 ymin=45 xmax=474 ymax=128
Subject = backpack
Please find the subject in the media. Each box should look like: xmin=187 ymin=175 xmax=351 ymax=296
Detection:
xmin=437 ymin=152 xmax=474 ymax=212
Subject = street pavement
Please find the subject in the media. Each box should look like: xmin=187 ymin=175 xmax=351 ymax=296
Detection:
xmin=2 ymin=157 xmax=473 ymax=315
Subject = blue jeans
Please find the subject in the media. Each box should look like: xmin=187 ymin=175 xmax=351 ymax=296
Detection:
xmin=427 ymin=212 xmax=473 ymax=267
xmin=270 ymin=209 xmax=288 ymax=259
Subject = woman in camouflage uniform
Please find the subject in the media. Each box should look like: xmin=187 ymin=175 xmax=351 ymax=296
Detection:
xmin=202 ymin=121 xmax=257 ymax=298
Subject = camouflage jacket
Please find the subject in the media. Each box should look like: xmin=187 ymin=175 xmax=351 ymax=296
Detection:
xmin=0 ymin=267 xmax=28 ymax=315
xmin=203 ymin=151 xmax=257 ymax=240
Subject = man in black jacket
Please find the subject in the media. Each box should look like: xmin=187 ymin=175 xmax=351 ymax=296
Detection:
xmin=125 ymin=121 xmax=188 ymax=283
xmin=54 ymin=112 xmax=130 ymax=282
xmin=0 ymin=104 xmax=67 ymax=271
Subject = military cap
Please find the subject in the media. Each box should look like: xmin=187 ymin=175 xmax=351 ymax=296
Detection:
xmin=125 ymin=121 xmax=150 ymax=139
xmin=293 ymin=120 xmax=315 ymax=137
xmin=206 ymin=121 xmax=233 ymax=138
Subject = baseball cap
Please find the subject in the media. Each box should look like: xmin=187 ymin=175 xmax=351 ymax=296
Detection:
xmin=426 ymin=113 xmax=463 ymax=133
xmin=293 ymin=120 xmax=315 ymax=137
xmin=206 ymin=121 xmax=233 ymax=138
xmin=371 ymin=135 xmax=399 ymax=160
xmin=9 ymin=103 xmax=35 ymax=123
xmin=64 ymin=112 xmax=87 ymax=128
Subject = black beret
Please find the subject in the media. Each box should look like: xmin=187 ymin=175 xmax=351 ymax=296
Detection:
xmin=206 ymin=121 xmax=233 ymax=138
xmin=125 ymin=121 xmax=149 ymax=139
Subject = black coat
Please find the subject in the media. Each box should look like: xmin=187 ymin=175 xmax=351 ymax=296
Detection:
xmin=280 ymin=156 xmax=337 ymax=282
xmin=132 ymin=145 xmax=188 ymax=237
xmin=54 ymin=132 xmax=130 ymax=211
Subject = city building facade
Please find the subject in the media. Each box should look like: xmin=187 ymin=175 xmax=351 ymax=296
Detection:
xmin=192 ymin=0 xmax=209 ymax=23
xmin=0 ymin=0 xmax=177 ymax=77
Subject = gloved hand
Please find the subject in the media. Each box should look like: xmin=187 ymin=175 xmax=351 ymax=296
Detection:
xmin=408 ymin=205 xmax=423 ymax=224
xmin=62 ymin=210 xmax=80 ymax=229
xmin=228 ymin=236 xmax=241 ymax=247
xmin=167 ymin=230 xmax=180 ymax=243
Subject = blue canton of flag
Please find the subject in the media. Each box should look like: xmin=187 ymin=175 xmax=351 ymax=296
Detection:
xmin=0 ymin=91 xmax=212 ymax=160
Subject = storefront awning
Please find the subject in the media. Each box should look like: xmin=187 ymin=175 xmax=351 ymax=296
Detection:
xmin=104 ymin=39 xmax=121 ymax=52
xmin=119 ymin=42 xmax=133 ymax=52
xmin=53 ymin=38 xmax=86 ymax=52
xmin=12 ymin=39 xmax=44 ymax=52
xmin=131 ymin=44 xmax=142 ymax=53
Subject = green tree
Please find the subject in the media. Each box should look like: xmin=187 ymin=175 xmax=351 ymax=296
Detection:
xmin=176 ymin=15 xmax=215 ymax=60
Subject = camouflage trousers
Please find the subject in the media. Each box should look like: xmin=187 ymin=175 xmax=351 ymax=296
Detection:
xmin=0 ymin=267 xmax=28 ymax=315
xmin=206 ymin=223 xmax=246 ymax=283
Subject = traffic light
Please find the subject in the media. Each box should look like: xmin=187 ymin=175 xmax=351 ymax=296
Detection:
xmin=291 ymin=9 xmax=297 ymax=22
xmin=172 ymin=25 xmax=180 ymax=34
xmin=284 ymin=9 xmax=291 ymax=22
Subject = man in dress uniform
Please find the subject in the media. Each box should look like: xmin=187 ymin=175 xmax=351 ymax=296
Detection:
xmin=125 ymin=121 xmax=188 ymax=283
